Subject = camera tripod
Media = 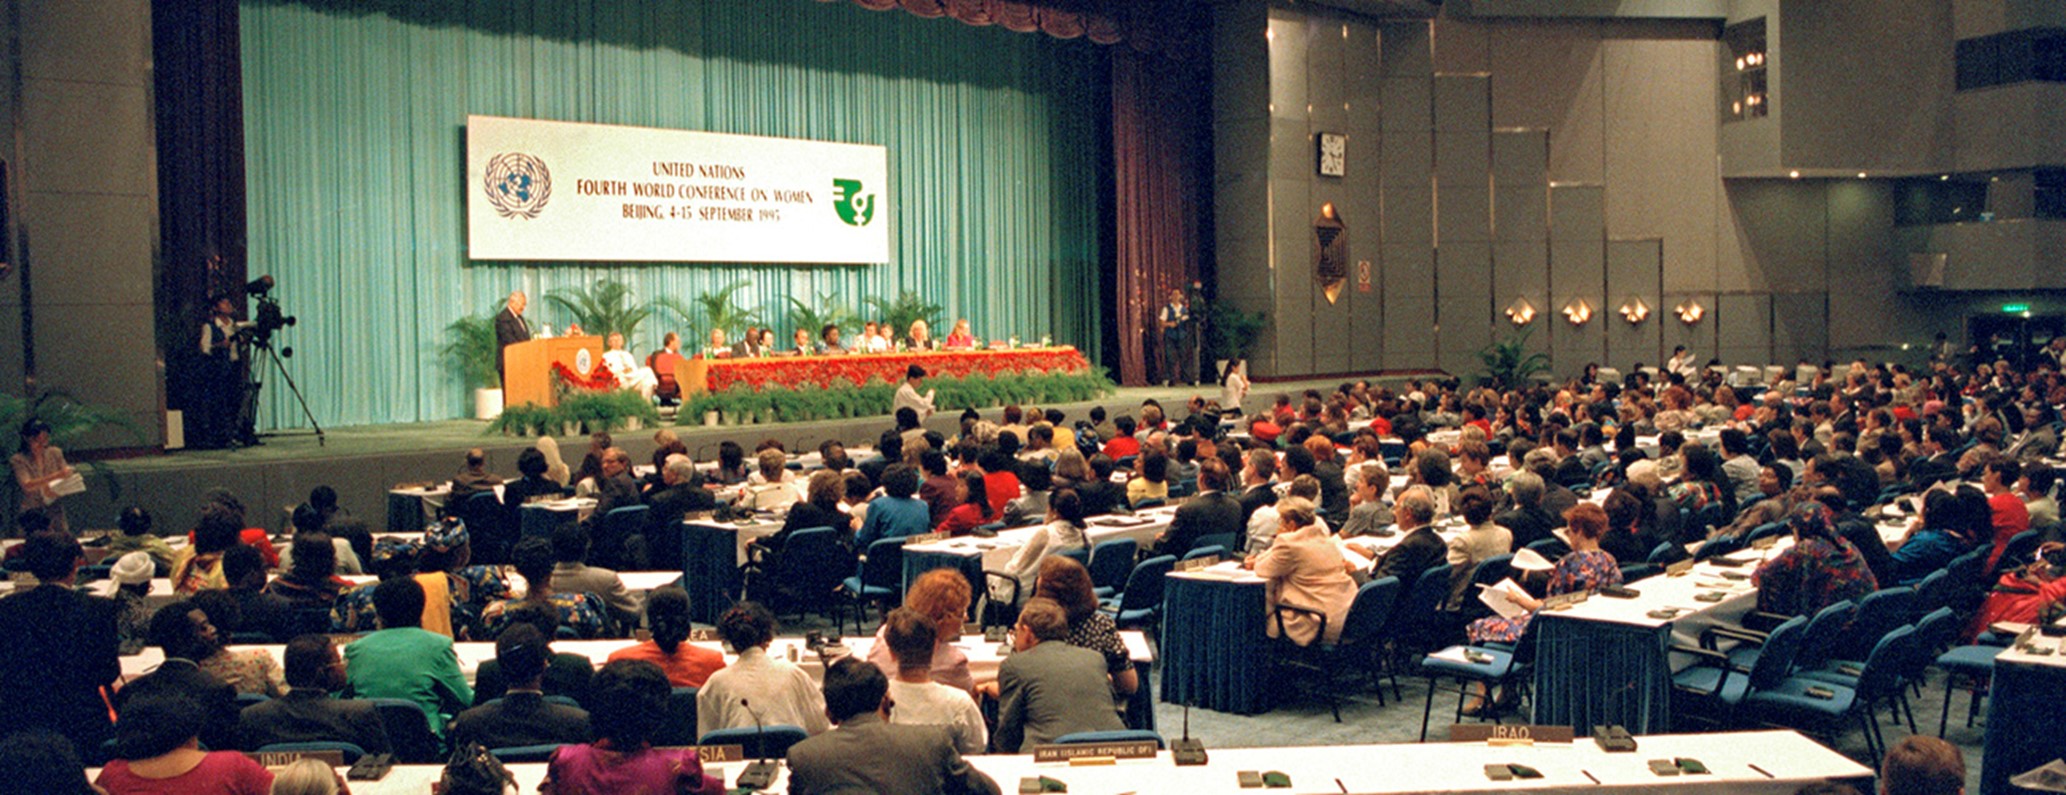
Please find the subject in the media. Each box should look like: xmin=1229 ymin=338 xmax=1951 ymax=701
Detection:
xmin=244 ymin=336 xmax=325 ymax=447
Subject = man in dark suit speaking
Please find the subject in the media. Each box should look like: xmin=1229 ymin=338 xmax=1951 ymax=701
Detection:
xmin=494 ymin=289 xmax=532 ymax=387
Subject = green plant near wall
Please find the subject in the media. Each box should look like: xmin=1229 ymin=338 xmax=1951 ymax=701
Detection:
xmin=862 ymin=291 xmax=945 ymax=339
xmin=1204 ymin=301 xmax=1269 ymax=364
xmin=545 ymin=279 xmax=652 ymax=342
xmin=441 ymin=309 xmax=502 ymax=390
xmin=784 ymin=293 xmax=860 ymax=337
xmin=1476 ymin=326 xmax=1552 ymax=390
xmin=0 ymin=390 xmax=142 ymax=518
xmin=656 ymin=280 xmax=760 ymax=342
xmin=489 ymin=402 xmax=554 ymax=436
xmin=671 ymin=371 xmax=1114 ymax=426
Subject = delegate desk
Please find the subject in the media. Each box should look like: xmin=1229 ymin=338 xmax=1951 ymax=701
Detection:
xmin=121 ymin=631 xmax=1154 ymax=688
xmin=898 ymin=506 xmax=1177 ymax=595
xmin=1981 ymin=619 xmax=2066 ymax=795
xmin=680 ymin=517 xmax=784 ymax=625
xmin=672 ymin=346 xmax=1092 ymax=397
xmin=1160 ymin=519 xmax=1466 ymax=715
xmin=340 ymin=729 xmax=1868 ymax=795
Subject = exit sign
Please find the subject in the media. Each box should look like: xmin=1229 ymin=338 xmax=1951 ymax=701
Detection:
xmin=2003 ymin=303 xmax=2031 ymax=313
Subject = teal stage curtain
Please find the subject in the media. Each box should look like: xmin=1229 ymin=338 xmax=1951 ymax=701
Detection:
xmin=239 ymin=0 xmax=1106 ymax=429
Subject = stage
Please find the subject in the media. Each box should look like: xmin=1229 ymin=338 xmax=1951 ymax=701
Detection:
xmin=66 ymin=375 xmax=1424 ymax=536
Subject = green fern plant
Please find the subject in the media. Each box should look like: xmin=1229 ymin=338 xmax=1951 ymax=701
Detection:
xmin=544 ymin=279 xmax=652 ymax=342
xmin=784 ymin=293 xmax=859 ymax=337
xmin=1476 ymin=327 xmax=1552 ymax=389
xmin=441 ymin=308 xmax=502 ymax=389
xmin=656 ymin=280 xmax=760 ymax=341
xmin=862 ymin=291 xmax=945 ymax=340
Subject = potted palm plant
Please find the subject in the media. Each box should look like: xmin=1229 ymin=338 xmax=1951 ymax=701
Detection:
xmin=442 ymin=310 xmax=503 ymax=419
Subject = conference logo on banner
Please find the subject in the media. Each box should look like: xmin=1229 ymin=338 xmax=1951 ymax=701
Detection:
xmin=466 ymin=115 xmax=890 ymax=264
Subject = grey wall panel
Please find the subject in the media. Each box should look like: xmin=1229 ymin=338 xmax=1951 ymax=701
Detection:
xmin=1495 ymin=186 xmax=1548 ymax=241
xmin=1384 ymin=295 xmax=1437 ymax=364
xmin=1434 ymin=74 xmax=1491 ymax=132
xmin=1351 ymin=256 xmax=1385 ymax=372
xmin=1605 ymin=239 xmax=1664 ymax=366
xmin=1380 ymin=22 xmax=1434 ymax=77
xmin=1381 ymin=77 xmax=1433 ymax=131
xmin=1440 ymin=293 xmax=1494 ymax=375
xmin=1486 ymin=23 xmax=1605 ymax=184
xmin=1438 ymin=242 xmax=1494 ymax=374
xmin=1307 ymin=18 xmax=1347 ymax=131
xmin=1771 ymin=292 xmax=1829 ymax=364
xmin=1218 ymin=235 xmax=1272 ymax=305
xmin=1432 ymin=16 xmax=1491 ymax=73
xmin=1269 ymin=14 xmax=1309 ymax=120
xmin=1493 ymin=240 xmax=1550 ymax=299
xmin=1550 ymin=184 xmax=1606 ymax=241
xmin=1271 ymin=118 xmax=1317 ymax=184
xmin=20 ymin=0 xmax=149 ymax=83
xmin=1719 ymin=180 xmax=1828 ymax=293
xmin=1347 ymin=21 xmax=1383 ymax=87
xmin=1601 ymin=37 xmax=1720 ymax=295
xmin=1273 ymin=178 xmax=1318 ymax=375
xmin=1822 ymin=182 xmax=1915 ymax=353
xmin=18 ymin=81 xmax=153 ymax=195
xmin=18 ymin=194 xmax=155 ymax=307
xmin=1382 ymin=187 xmax=1435 ymax=247
xmin=1660 ymin=293 xmax=1718 ymax=371
xmin=1716 ymin=293 xmax=1773 ymax=366
xmin=1381 ymin=129 xmax=1434 ymax=190
xmin=1383 ymin=243 xmax=1436 ymax=298
xmin=1436 ymin=129 xmax=1492 ymax=192
xmin=1215 ymin=119 xmax=1273 ymax=187
xmin=1549 ymin=238 xmax=1605 ymax=300
xmin=1492 ymin=129 xmax=1550 ymax=186
xmin=1439 ymin=189 xmax=1493 ymax=243
xmin=1213 ymin=2 xmax=1272 ymax=124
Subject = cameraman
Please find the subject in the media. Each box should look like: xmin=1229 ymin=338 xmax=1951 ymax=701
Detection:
xmin=198 ymin=295 xmax=254 ymax=449
xmin=1970 ymin=542 xmax=2066 ymax=641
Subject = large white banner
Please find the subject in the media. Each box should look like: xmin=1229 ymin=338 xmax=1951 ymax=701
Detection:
xmin=466 ymin=115 xmax=889 ymax=264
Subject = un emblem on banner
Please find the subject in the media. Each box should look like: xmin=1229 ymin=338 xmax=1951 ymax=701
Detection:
xmin=832 ymin=178 xmax=875 ymax=227
xmin=483 ymin=153 xmax=552 ymax=219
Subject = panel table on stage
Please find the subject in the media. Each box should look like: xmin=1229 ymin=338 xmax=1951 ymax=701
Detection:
xmin=672 ymin=346 xmax=1091 ymax=397
xmin=120 ymin=629 xmax=1154 ymax=688
xmin=336 ymin=729 xmax=1868 ymax=795
xmin=1981 ymin=617 xmax=2066 ymax=795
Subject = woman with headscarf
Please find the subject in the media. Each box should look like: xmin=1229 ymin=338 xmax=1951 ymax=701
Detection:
xmin=535 ymin=434 xmax=571 ymax=486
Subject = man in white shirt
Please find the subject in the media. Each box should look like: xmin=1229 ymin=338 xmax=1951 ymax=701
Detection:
xmin=893 ymin=364 xmax=936 ymax=422
xmin=696 ymin=602 xmax=830 ymax=738
xmin=881 ymin=608 xmax=986 ymax=755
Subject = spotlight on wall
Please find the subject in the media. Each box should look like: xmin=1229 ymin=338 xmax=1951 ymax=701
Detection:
xmin=1505 ymin=297 xmax=1537 ymax=326
xmin=1619 ymin=297 xmax=1651 ymax=325
xmin=1563 ymin=298 xmax=1593 ymax=326
xmin=1675 ymin=299 xmax=1705 ymax=325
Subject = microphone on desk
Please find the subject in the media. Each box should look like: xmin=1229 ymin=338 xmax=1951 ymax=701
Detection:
xmin=735 ymin=698 xmax=780 ymax=790
xmin=1171 ymin=699 xmax=1209 ymax=765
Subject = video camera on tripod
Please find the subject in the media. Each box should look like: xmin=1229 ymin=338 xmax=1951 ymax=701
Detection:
xmin=242 ymin=275 xmax=298 ymax=356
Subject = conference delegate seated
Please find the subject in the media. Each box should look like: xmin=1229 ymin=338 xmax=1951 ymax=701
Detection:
xmin=1157 ymin=458 xmax=1240 ymax=556
xmin=788 ymin=658 xmax=1000 ymax=795
xmin=935 ymin=471 xmax=998 ymax=536
xmin=501 ymin=447 xmax=572 ymax=515
xmin=602 ymin=332 xmax=658 ymax=400
xmin=1751 ymin=502 xmax=1878 ymax=618
xmin=449 ymin=448 xmax=503 ymax=500
xmin=237 ymin=635 xmax=392 ymax=757
xmin=694 ymin=602 xmax=830 ymax=738
xmin=987 ymin=490 xmax=1089 ymax=607
xmin=1889 ymin=488 xmax=1983 ymax=586
xmin=605 ymin=587 xmax=726 ymax=688
xmin=866 ymin=569 xmax=977 ymax=695
xmin=541 ymin=659 xmax=727 ymax=794
xmin=183 ymin=590 xmax=286 ymax=697
xmin=343 ymin=578 xmax=473 ymax=739
xmin=878 ymin=608 xmax=988 ymax=756
xmin=855 ymin=465 xmax=929 ymax=547
xmin=1032 ymin=556 xmax=1139 ymax=695
xmin=991 ymin=598 xmax=1125 ymax=753
xmin=450 ymin=624 xmax=593 ymax=751
xmin=1463 ymin=502 xmax=1623 ymax=713
xmin=95 ymin=693 xmax=274 ymax=795
xmin=549 ymin=524 xmax=641 ymax=632
xmin=472 ymin=601 xmax=596 ymax=708
xmin=481 ymin=538 xmax=608 ymax=640
xmin=1248 ymin=496 xmax=1356 ymax=646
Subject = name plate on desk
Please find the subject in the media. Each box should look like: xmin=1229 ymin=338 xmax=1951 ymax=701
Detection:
xmin=1542 ymin=591 xmax=1589 ymax=610
xmin=1177 ymin=555 xmax=1222 ymax=572
xmin=1450 ymin=724 xmax=1573 ymax=744
xmin=1751 ymin=536 xmax=1779 ymax=550
xmin=247 ymin=750 xmax=346 ymax=767
xmin=1033 ymin=740 xmax=1159 ymax=762
xmin=688 ymin=744 xmax=746 ymax=763
xmin=1666 ymin=559 xmax=1695 ymax=576
xmin=904 ymin=531 xmax=950 ymax=546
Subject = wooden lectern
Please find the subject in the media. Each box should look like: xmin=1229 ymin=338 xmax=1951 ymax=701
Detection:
xmin=502 ymin=336 xmax=604 ymax=408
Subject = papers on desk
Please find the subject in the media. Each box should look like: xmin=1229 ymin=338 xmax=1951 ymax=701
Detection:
xmin=1091 ymin=516 xmax=1155 ymax=528
xmin=1176 ymin=561 xmax=1252 ymax=581
xmin=1478 ymin=578 xmax=1531 ymax=620
xmin=1512 ymin=547 xmax=1554 ymax=572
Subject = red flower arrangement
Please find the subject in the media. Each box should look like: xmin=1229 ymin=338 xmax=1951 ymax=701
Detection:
xmin=551 ymin=360 xmax=620 ymax=392
xmin=704 ymin=347 xmax=1089 ymax=393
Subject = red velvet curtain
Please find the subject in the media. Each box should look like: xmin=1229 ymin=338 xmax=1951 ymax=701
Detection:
xmin=1111 ymin=47 xmax=1208 ymax=385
